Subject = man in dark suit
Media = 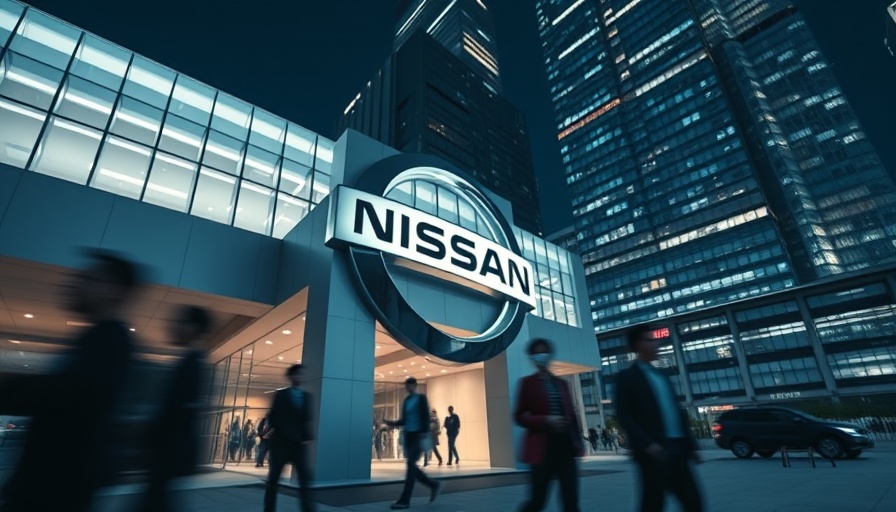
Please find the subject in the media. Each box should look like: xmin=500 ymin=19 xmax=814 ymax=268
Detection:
xmin=514 ymin=338 xmax=584 ymax=512
xmin=615 ymin=324 xmax=703 ymax=512
xmin=263 ymin=364 xmax=317 ymax=512
xmin=384 ymin=377 xmax=442 ymax=510
xmin=0 ymin=251 xmax=142 ymax=512
xmin=444 ymin=405 xmax=461 ymax=465
xmin=138 ymin=305 xmax=212 ymax=512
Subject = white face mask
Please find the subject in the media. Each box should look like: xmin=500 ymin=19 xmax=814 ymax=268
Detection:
xmin=530 ymin=353 xmax=552 ymax=368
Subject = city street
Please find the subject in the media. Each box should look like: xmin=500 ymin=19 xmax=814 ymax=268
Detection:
xmin=86 ymin=443 xmax=896 ymax=512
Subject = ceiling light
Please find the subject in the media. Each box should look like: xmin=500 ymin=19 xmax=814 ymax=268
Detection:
xmin=426 ymin=373 xmax=430 ymax=377
xmin=389 ymin=371 xmax=393 ymax=375
xmin=422 ymin=365 xmax=426 ymax=369
xmin=129 ymin=328 xmax=136 ymax=332
xmin=9 ymin=340 xmax=22 ymax=344
xmin=410 ymin=362 xmax=415 ymax=365
xmin=247 ymin=350 xmax=253 ymax=354
xmin=376 ymin=345 xmax=381 ymax=349
xmin=302 ymin=316 xmax=306 ymax=321
xmin=282 ymin=330 xmax=292 ymax=335
xmin=441 ymin=370 xmax=447 ymax=373
xmin=278 ymin=356 xmax=283 ymax=360
xmin=398 ymin=364 xmax=403 ymax=368
xmin=403 ymin=369 xmax=408 ymax=372
xmin=23 ymin=314 xmax=34 ymax=319
xmin=265 ymin=340 xmax=273 ymax=345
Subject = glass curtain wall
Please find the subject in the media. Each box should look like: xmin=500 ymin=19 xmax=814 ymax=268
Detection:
xmin=0 ymin=0 xmax=333 ymax=239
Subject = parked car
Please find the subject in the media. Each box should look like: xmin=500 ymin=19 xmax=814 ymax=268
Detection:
xmin=712 ymin=406 xmax=875 ymax=459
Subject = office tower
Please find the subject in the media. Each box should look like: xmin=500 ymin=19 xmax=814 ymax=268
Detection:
xmin=341 ymin=0 xmax=543 ymax=234
xmin=535 ymin=0 xmax=896 ymax=332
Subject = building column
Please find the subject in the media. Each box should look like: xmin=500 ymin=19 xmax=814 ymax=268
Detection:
xmin=301 ymin=251 xmax=378 ymax=482
xmin=795 ymin=295 xmax=839 ymax=401
xmin=669 ymin=323 xmax=695 ymax=407
xmin=725 ymin=310 xmax=757 ymax=402
xmin=484 ymin=351 xmax=515 ymax=468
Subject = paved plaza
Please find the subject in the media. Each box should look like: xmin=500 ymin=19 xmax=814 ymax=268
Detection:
xmin=79 ymin=442 xmax=896 ymax=512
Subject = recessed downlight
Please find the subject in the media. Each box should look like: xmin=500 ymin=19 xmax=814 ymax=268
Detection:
xmin=441 ymin=370 xmax=447 ymax=373
xmin=278 ymin=356 xmax=284 ymax=360
xmin=129 ymin=328 xmax=136 ymax=332
xmin=23 ymin=314 xmax=34 ymax=319
xmin=282 ymin=329 xmax=292 ymax=335
xmin=265 ymin=340 xmax=273 ymax=345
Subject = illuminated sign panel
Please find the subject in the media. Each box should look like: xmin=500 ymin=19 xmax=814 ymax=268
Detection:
xmin=327 ymin=186 xmax=536 ymax=309
xmin=652 ymin=327 xmax=670 ymax=339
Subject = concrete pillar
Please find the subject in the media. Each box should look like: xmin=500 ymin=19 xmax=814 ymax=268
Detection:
xmin=484 ymin=351 xmax=515 ymax=468
xmin=669 ymin=322 xmax=694 ymax=406
xmin=795 ymin=295 xmax=839 ymax=399
xmin=725 ymin=309 xmax=757 ymax=402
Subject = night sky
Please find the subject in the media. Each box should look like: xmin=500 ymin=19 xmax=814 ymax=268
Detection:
xmin=23 ymin=0 xmax=896 ymax=235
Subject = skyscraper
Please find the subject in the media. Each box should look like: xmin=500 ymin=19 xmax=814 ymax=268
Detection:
xmin=535 ymin=0 xmax=896 ymax=333
xmin=340 ymin=0 xmax=543 ymax=234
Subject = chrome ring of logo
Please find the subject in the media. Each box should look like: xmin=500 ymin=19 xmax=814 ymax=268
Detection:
xmin=338 ymin=154 xmax=531 ymax=365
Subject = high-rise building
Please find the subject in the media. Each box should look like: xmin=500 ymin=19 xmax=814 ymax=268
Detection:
xmin=887 ymin=2 xmax=896 ymax=58
xmin=340 ymin=1 xmax=543 ymax=234
xmin=394 ymin=0 xmax=502 ymax=93
xmin=534 ymin=0 xmax=896 ymax=333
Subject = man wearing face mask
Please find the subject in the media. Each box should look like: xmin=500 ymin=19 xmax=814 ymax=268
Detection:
xmin=514 ymin=338 xmax=584 ymax=512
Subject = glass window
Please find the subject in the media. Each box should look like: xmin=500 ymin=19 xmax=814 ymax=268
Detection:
xmin=143 ymin=152 xmax=196 ymax=212
xmin=458 ymin=197 xmax=477 ymax=232
xmin=279 ymin=158 xmax=312 ymax=200
xmin=0 ymin=1 xmax=25 ymax=47
xmin=315 ymin=137 xmax=334 ymax=173
xmin=158 ymin=114 xmax=205 ymax=161
xmin=0 ymin=51 xmax=64 ymax=110
xmin=249 ymin=109 xmax=286 ymax=153
xmin=564 ymin=295 xmax=578 ymax=327
xmin=202 ymin=129 xmax=243 ymax=174
xmin=169 ymin=75 xmax=214 ymax=125
xmin=9 ymin=9 xmax=80 ymax=70
xmin=242 ymin=145 xmax=280 ymax=188
xmin=233 ymin=181 xmax=274 ymax=235
xmin=53 ymin=74 xmax=115 ymax=129
xmin=0 ymin=97 xmax=45 ymax=168
xmin=311 ymin=171 xmax=330 ymax=203
xmin=69 ymin=34 xmax=129 ymax=90
xmin=284 ymin=123 xmax=315 ymax=165
xmin=211 ymin=92 xmax=251 ymax=140
xmin=90 ymin=135 xmax=151 ymax=199
xmin=30 ymin=116 xmax=101 ymax=184
xmin=414 ymin=180 xmax=437 ymax=214
xmin=109 ymin=95 xmax=162 ymax=146
xmin=387 ymin=180 xmax=413 ymax=207
xmin=191 ymin=167 xmax=237 ymax=224
xmin=122 ymin=55 xmax=174 ymax=109
xmin=272 ymin=193 xmax=310 ymax=239
xmin=437 ymin=188 xmax=459 ymax=224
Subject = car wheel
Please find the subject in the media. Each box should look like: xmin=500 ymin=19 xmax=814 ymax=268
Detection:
xmin=816 ymin=436 xmax=844 ymax=459
xmin=845 ymin=449 xmax=861 ymax=459
xmin=757 ymin=450 xmax=775 ymax=458
xmin=731 ymin=438 xmax=754 ymax=459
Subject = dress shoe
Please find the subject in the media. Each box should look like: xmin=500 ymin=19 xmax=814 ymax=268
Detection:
xmin=390 ymin=502 xmax=410 ymax=509
xmin=430 ymin=481 xmax=443 ymax=503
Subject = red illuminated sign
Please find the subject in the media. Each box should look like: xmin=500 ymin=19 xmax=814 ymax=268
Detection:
xmin=651 ymin=327 xmax=670 ymax=339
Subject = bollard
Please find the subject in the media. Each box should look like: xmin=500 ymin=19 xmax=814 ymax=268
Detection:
xmin=808 ymin=447 xmax=816 ymax=468
xmin=781 ymin=446 xmax=790 ymax=468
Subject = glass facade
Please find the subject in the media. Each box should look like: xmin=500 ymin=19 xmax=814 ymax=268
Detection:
xmin=534 ymin=0 xmax=896 ymax=333
xmin=0 ymin=0 xmax=332 ymax=239
xmin=595 ymin=266 xmax=896 ymax=409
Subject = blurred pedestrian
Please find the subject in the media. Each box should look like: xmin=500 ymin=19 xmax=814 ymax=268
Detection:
xmin=228 ymin=416 xmax=242 ymax=462
xmin=263 ymin=364 xmax=317 ymax=512
xmin=615 ymin=324 xmax=703 ymax=512
xmin=138 ymin=305 xmax=212 ymax=512
xmin=444 ymin=405 xmax=461 ymax=465
xmin=383 ymin=377 xmax=442 ymax=509
xmin=0 ymin=250 xmax=142 ymax=512
xmin=514 ymin=338 xmax=584 ymax=512
xmin=587 ymin=427 xmax=599 ymax=452
xmin=256 ymin=413 xmax=273 ymax=467
xmin=423 ymin=408 xmax=443 ymax=466
xmin=243 ymin=418 xmax=256 ymax=460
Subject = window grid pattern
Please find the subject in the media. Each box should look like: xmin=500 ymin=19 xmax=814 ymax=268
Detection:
xmin=749 ymin=356 xmax=823 ymax=389
xmin=515 ymin=228 xmax=579 ymax=327
xmin=827 ymin=347 xmax=896 ymax=380
xmin=0 ymin=1 xmax=332 ymax=239
xmin=688 ymin=366 xmax=743 ymax=396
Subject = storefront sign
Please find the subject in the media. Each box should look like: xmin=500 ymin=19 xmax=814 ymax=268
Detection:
xmin=327 ymin=187 xmax=536 ymax=308
xmin=769 ymin=391 xmax=801 ymax=400
xmin=325 ymin=154 xmax=531 ymax=364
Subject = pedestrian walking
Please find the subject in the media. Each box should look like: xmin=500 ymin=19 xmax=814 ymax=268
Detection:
xmin=0 ymin=251 xmax=142 ymax=512
xmin=444 ymin=406 xmax=461 ymax=465
xmin=587 ymin=427 xmax=599 ymax=452
xmin=514 ymin=338 xmax=584 ymax=512
xmin=615 ymin=324 xmax=703 ymax=512
xmin=256 ymin=414 xmax=272 ymax=467
xmin=383 ymin=377 xmax=443 ymax=509
xmin=263 ymin=364 xmax=317 ymax=512
xmin=138 ymin=305 xmax=212 ymax=512
xmin=423 ymin=408 xmax=443 ymax=466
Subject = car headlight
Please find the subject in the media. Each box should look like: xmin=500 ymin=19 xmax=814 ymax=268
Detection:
xmin=835 ymin=427 xmax=861 ymax=436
